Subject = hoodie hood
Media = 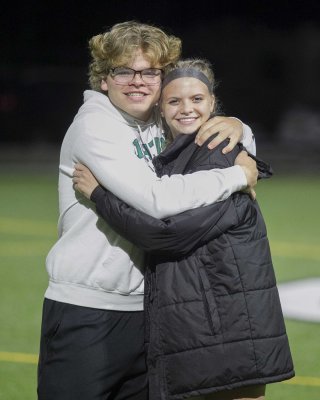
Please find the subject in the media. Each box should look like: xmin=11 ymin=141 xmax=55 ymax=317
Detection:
xmin=83 ymin=90 xmax=162 ymax=132
xmin=81 ymin=90 xmax=165 ymax=166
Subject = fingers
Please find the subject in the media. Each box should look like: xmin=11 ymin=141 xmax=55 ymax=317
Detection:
xmin=72 ymin=164 xmax=99 ymax=200
xmin=73 ymin=164 xmax=82 ymax=179
xmin=220 ymin=135 xmax=238 ymax=154
xmin=197 ymin=129 xmax=233 ymax=152
xmin=248 ymin=188 xmax=256 ymax=201
xmin=74 ymin=163 xmax=91 ymax=173
xmin=72 ymin=175 xmax=80 ymax=189
xmin=241 ymin=188 xmax=257 ymax=201
xmin=207 ymin=127 xmax=231 ymax=149
xmin=72 ymin=171 xmax=86 ymax=184
xmin=195 ymin=116 xmax=243 ymax=153
xmin=72 ymin=168 xmax=85 ymax=186
xmin=73 ymin=163 xmax=89 ymax=178
xmin=235 ymin=151 xmax=258 ymax=189
xmin=74 ymin=163 xmax=84 ymax=170
xmin=195 ymin=118 xmax=226 ymax=146
xmin=72 ymin=174 xmax=86 ymax=196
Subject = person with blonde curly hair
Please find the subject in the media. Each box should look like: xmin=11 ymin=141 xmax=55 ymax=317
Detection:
xmin=38 ymin=22 xmax=258 ymax=400
xmin=88 ymin=22 xmax=181 ymax=92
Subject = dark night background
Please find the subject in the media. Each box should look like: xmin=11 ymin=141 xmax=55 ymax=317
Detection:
xmin=1 ymin=1 xmax=320 ymax=170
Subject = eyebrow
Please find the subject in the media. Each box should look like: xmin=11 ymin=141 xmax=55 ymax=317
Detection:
xmin=165 ymin=93 xmax=206 ymax=100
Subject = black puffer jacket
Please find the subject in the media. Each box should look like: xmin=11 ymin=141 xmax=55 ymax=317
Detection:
xmin=91 ymin=133 xmax=294 ymax=400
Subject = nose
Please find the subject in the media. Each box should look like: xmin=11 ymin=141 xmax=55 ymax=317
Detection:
xmin=180 ymin=101 xmax=193 ymax=114
xmin=129 ymin=71 xmax=144 ymax=86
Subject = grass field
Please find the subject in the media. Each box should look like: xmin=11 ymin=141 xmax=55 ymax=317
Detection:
xmin=0 ymin=170 xmax=319 ymax=399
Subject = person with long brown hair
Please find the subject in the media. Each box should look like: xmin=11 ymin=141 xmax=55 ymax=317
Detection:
xmin=73 ymin=58 xmax=294 ymax=400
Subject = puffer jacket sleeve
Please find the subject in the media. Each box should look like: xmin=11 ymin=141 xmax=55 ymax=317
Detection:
xmin=90 ymin=139 xmax=272 ymax=258
xmin=91 ymin=185 xmax=233 ymax=258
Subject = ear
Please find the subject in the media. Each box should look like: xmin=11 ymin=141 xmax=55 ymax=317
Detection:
xmin=101 ymin=79 xmax=108 ymax=92
xmin=210 ymin=94 xmax=215 ymax=113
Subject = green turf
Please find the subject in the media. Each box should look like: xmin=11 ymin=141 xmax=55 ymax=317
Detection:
xmin=0 ymin=172 xmax=319 ymax=399
xmin=0 ymin=173 xmax=57 ymax=399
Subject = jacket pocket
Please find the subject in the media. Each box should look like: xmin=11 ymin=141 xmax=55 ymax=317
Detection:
xmin=198 ymin=267 xmax=221 ymax=336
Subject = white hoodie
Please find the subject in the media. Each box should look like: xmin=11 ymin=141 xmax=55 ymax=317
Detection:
xmin=45 ymin=90 xmax=255 ymax=311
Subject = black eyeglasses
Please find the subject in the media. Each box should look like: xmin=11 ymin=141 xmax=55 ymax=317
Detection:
xmin=109 ymin=67 xmax=163 ymax=85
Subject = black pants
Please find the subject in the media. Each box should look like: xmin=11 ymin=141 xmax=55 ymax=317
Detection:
xmin=38 ymin=299 xmax=147 ymax=400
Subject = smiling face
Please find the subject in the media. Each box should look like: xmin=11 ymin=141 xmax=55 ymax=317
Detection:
xmin=101 ymin=49 xmax=162 ymax=121
xmin=161 ymin=77 xmax=215 ymax=137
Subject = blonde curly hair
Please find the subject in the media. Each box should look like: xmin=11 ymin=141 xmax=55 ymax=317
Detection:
xmin=88 ymin=21 xmax=182 ymax=91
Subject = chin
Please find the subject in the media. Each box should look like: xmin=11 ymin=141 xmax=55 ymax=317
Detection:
xmin=130 ymin=107 xmax=151 ymax=120
xmin=180 ymin=127 xmax=199 ymax=135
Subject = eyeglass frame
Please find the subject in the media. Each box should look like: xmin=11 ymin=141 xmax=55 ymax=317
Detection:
xmin=109 ymin=67 xmax=164 ymax=85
